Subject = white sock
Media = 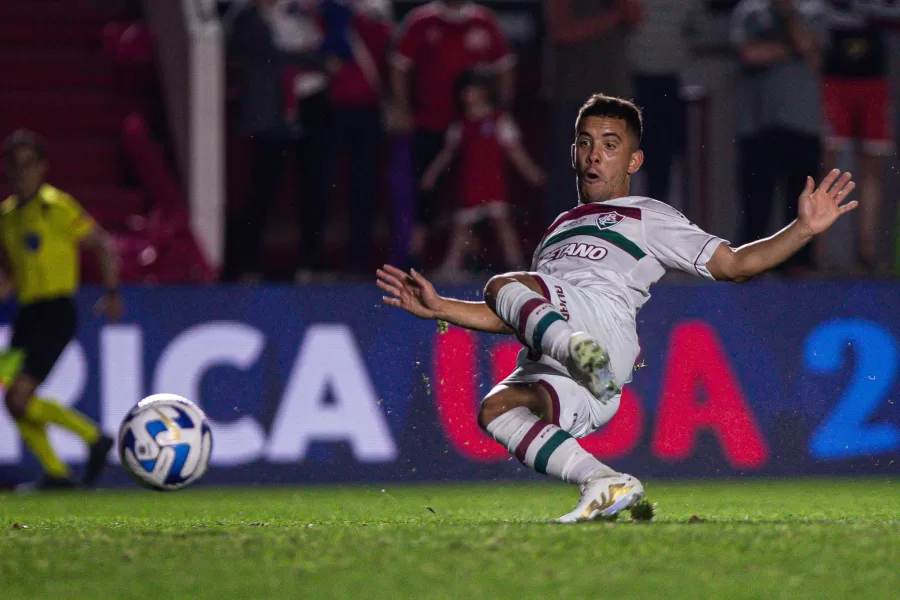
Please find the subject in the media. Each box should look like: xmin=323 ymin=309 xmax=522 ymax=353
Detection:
xmin=486 ymin=407 xmax=616 ymax=484
xmin=494 ymin=281 xmax=574 ymax=364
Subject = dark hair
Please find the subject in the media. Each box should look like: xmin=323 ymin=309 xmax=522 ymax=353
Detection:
xmin=3 ymin=129 xmax=45 ymax=166
xmin=575 ymin=94 xmax=643 ymax=148
xmin=454 ymin=68 xmax=499 ymax=112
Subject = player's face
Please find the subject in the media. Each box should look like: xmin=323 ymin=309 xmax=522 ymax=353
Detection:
xmin=571 ymin=116 xmax=643 ymax=204
xmin=7 ymin=147 xmax=46 ymax=199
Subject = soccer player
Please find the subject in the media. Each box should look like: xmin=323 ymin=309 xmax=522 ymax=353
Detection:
xmin=377 ymin=94 xmax=857 ymax=522
xmin=0 ymin=130 xmax=121 ymax=489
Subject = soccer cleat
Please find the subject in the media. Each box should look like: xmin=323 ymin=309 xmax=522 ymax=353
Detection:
xmin=567 ymin=332 xmax=620 ymax=404
xmin=83 ymin=434 xmax=114 ymax=486
xmin=557 ymin=473 xmax=644 ymax=523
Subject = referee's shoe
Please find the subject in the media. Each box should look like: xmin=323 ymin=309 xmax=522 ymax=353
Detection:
xmin=84 ymin=434 xmax=114 ymax=486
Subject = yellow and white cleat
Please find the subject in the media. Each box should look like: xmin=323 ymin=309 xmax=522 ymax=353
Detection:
xmin=557 ymin=473 xmax=644 ymax=523
xmin=567 ymin=332 xmax=620 ymax=404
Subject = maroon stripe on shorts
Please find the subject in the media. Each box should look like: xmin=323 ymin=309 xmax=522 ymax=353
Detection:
xmin=514 ymin=421 xmax=546 ymax=463
xmin=536 ymin=379 xmax=561 ymax=427
xmin=533 ymin=275 xmax=552 ymax=301
xmin=517 ymin=297 xmax=546 ymax=334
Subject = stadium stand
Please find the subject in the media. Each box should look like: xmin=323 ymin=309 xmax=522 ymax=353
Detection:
xmin=0 ymin=0 xmax=213 ymax=283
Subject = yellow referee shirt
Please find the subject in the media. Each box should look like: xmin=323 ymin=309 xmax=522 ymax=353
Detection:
xmin=0 ymin=184 xmax=96 ymax=305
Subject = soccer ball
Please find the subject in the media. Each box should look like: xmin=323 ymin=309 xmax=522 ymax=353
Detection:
xmin=118 ymin=394 xmax=212 ymax=491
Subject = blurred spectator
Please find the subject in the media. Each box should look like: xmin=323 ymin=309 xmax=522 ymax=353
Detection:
xmin=320 ymin=0 xmax=392 ymax=274
xmin=421 ymin=69 xmax=545 ymax=279
xmin=731 ymin=0 xmax=826 ymax=274
xmin=821 ymin=0 xmax=893 ymax=274
xmin=391 ymin=0 xmax=516 ymax=269
xmin=223 ymin=0 xmax=326 ymax=281
xmin=272 ymin=0 xmax=336 ymax=279
xmin=629 ymin=0 xmax=690 ymax=204
xmin=543 ymin=0 xmax=642 ymax=222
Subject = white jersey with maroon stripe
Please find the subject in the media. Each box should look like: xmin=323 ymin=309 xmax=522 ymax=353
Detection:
xmin=532 ymin=197 xmax=727 ymax=317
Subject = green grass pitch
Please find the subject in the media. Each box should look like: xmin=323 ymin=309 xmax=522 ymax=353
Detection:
xmin=1 ymin=479 xmax=898 ymax=599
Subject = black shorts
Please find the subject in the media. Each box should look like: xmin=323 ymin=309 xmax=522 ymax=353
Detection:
xmin=10 ymin=298 xmax=77 ymax=382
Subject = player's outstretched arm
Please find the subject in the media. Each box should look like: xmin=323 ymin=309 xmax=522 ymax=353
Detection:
xmin=81 ymin=227 xmax=123 ymax=321
xmin=708 ymin=169 xmax=856 ymax=282
xmin=376 ymin=265 xmax=513 ymax=334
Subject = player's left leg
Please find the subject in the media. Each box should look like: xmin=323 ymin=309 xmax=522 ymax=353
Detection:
xmin=7 ymin=370 xmax=113 ymax=488
xmin=6 ymin=300 xmax=114 ymax=488
xmin=479 ymin=377 xmax=643 ymax=522
xmin=484 ymin=274 xmax=619 ymax=402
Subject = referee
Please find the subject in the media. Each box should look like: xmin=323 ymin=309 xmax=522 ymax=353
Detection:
xmin=0 ymin=130 xmax=122 ymax=489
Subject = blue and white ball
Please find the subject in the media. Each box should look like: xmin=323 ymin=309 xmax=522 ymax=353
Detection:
xmin=118 ymin=394 xmax=212 ymax=491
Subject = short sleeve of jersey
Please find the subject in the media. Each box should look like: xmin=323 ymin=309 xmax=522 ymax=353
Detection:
xmin=642 ymin=208 xmax=727 ymax=280
xmin=53 ymin=194 xmax=96 ymax=241
xmin=496 ymin=114 xmax=521 ymax=147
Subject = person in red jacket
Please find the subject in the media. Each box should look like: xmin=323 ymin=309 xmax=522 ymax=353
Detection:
xmin=421 ymin=69 xmax=545 ymax=278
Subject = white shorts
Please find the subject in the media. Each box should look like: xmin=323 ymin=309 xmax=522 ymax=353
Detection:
xmin=491 ymin=362 xmax=621 ymax=438
xmin=490 ymin=272 xmax=640 ymax=438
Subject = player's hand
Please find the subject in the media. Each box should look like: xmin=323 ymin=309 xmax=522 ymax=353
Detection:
xmin=95 ymin=291 xmax=124 ymax=322
xmin=376 ymin=264 xmax=444 ymax=320
xmin=797 ymin=169 xmax=857 ymax=236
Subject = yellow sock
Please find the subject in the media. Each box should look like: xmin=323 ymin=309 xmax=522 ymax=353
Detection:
xmin=24 ymin=397 xmax=100 ymax=445
xmin=16 ymin=419 xmax=71 ymax=479
xmin=0 ymin=349 xmax=24 ymax=389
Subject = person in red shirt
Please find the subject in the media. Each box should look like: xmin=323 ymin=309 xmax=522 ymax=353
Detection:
xmin=421 ymin=69 xmax=545 ymax=278
xmin=321 ymin=0 xmax=393 ymax=273
xmin=391 ymin=0 xmax=516 ymax=268
xmin=821 ymin=0 xmax=893 ymax=274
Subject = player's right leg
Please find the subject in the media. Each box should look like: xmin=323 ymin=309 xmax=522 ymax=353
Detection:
xmin=3 ymin=370 xmax=75 ymax=488
xmin=6 ymin=301 xmax=114 ymax=488
xmin=484 ymin=273 xmax=619 ymax=403
xmin=479 ymin=381 xmax=643 ymax=522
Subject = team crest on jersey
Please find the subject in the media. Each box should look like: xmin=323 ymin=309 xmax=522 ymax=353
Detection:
xmin=596 ymin=212 xmax=625 ymax=230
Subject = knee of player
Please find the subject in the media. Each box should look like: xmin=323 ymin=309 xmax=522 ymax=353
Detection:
xmin=483 ymin=273 xmax=520 ymax=307
xmin=478 ymin=391 xmax=522 ymax=431
xmin=477 ymin=397 xmax=500 ymax=431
